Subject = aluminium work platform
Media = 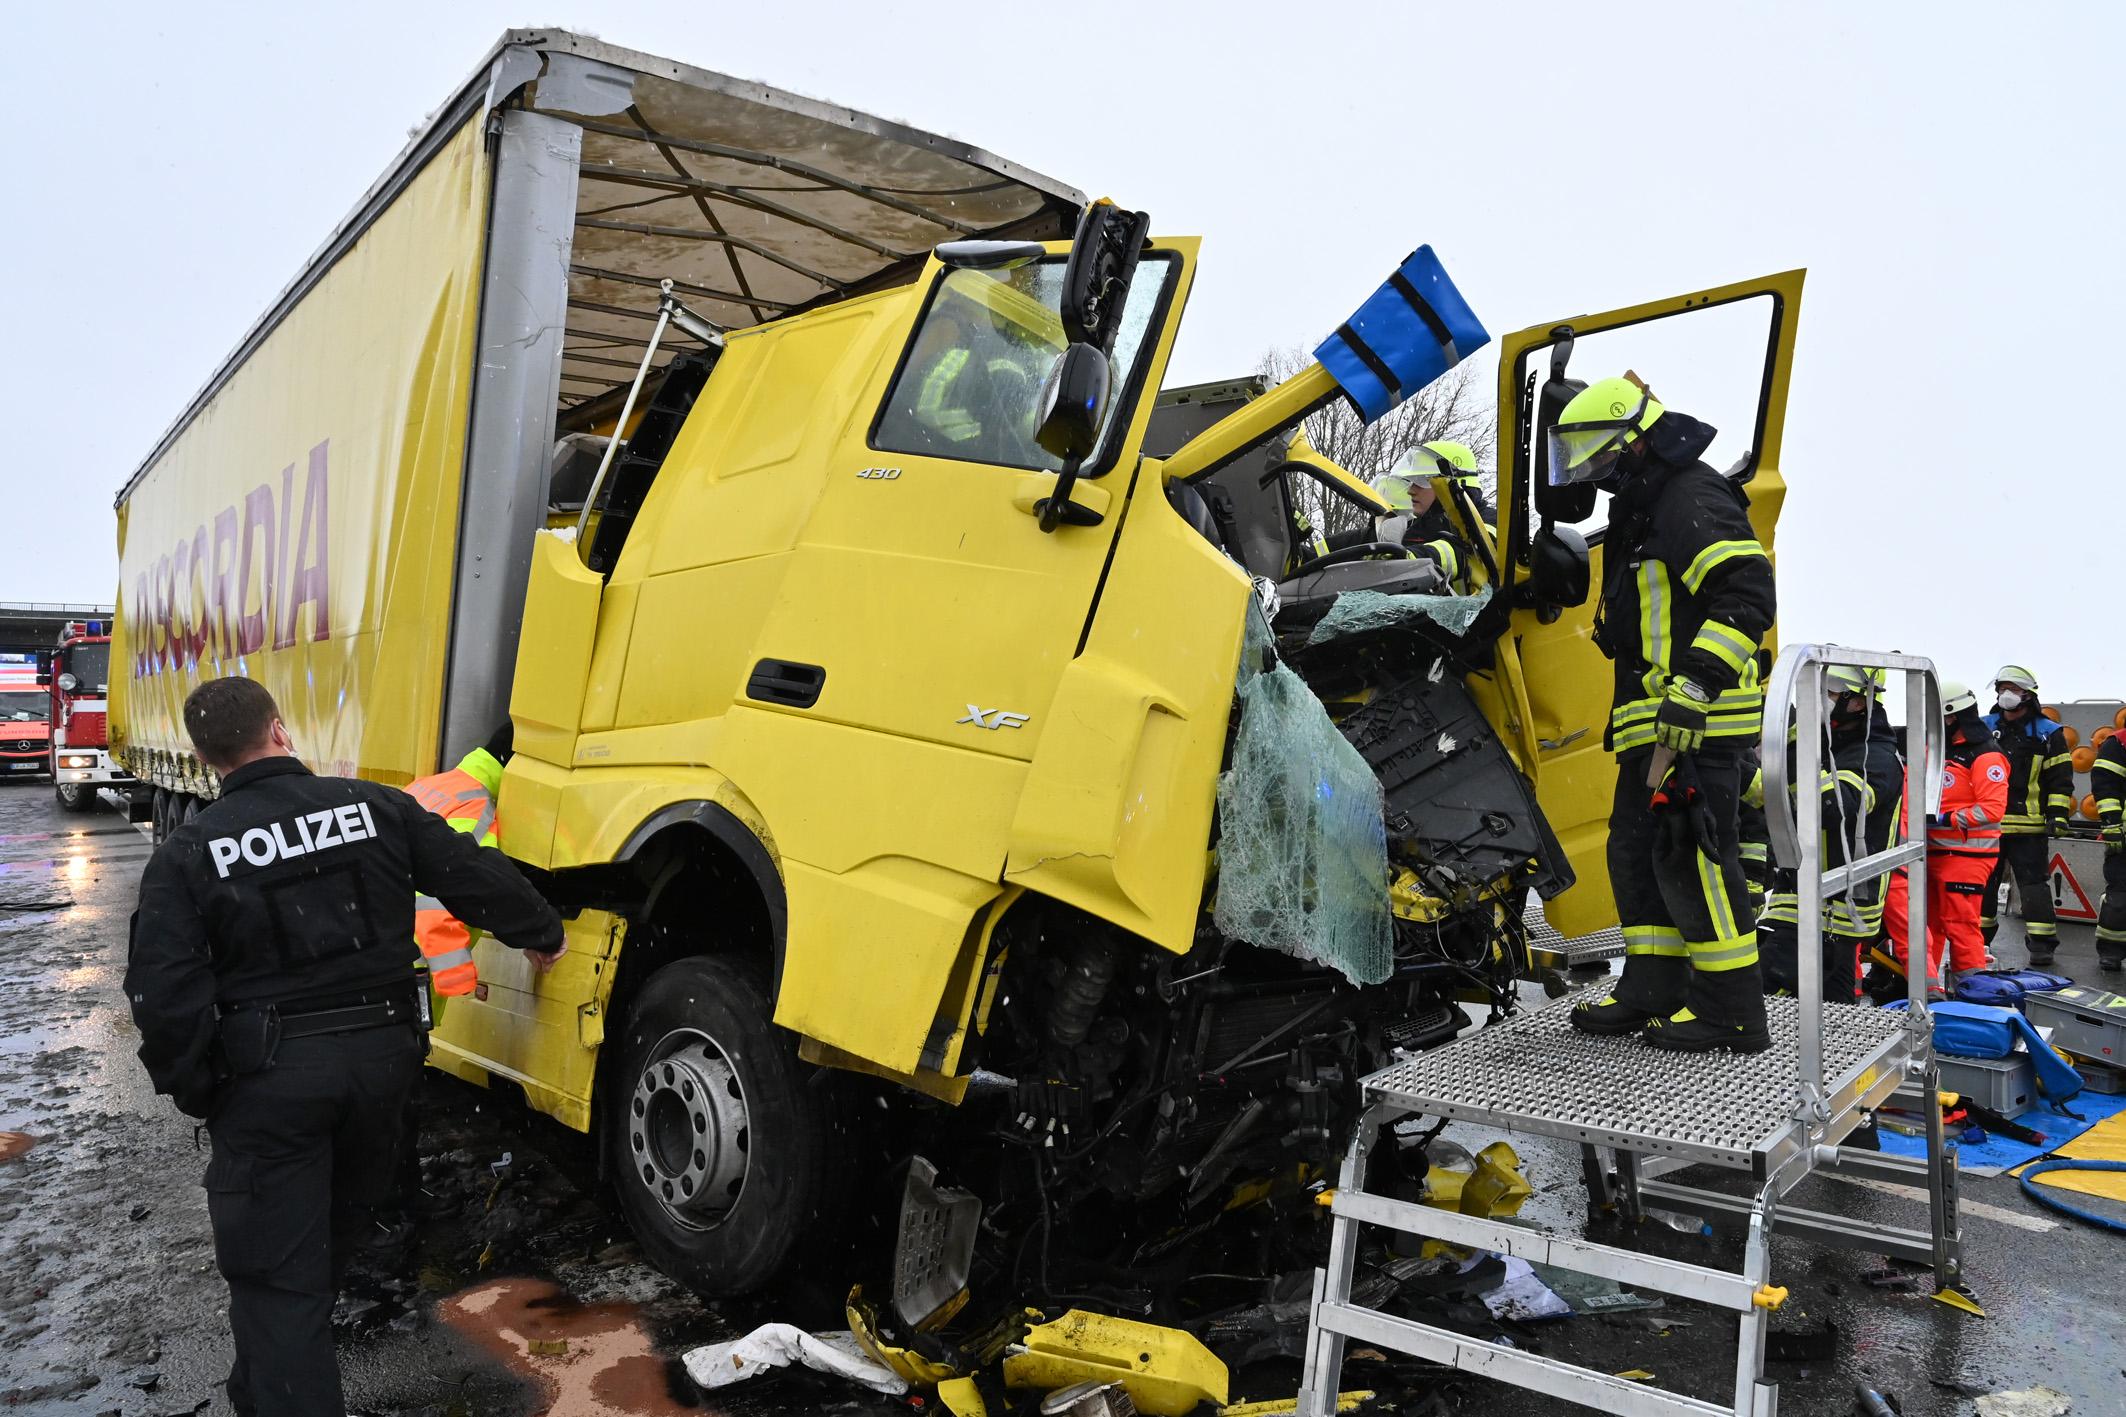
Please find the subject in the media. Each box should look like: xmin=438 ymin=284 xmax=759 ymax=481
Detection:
xmin=1297 ymin=646 xmax=1962 ymax=1417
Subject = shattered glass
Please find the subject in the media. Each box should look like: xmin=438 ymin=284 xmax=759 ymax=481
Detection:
xmin=1214 ymin=606 xmax=1393 ymax=986
xmin=1304 ymin=586 xmax=1494 ymax=646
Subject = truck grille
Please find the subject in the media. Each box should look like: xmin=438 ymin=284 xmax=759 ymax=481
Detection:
xmin=4 ymin=739 xmax=41 ymax=753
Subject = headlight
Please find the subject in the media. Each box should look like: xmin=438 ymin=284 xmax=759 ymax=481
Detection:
xmin=59 ymin=754 xmax=96 ymax=769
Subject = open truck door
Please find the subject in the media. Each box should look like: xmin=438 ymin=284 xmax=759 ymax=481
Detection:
xmin=1493 ymin=271 xmax=1804 ymax=937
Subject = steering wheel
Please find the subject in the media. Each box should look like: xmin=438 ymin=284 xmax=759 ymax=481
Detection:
xmin=1286 ymin=541 xmax=1418 ymax=579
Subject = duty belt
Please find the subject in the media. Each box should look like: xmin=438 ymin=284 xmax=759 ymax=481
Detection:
xmin=279 ymin=990 xmax=428 ymax=1038
xmin=226 ymin=985 xmax=430 ymax=1039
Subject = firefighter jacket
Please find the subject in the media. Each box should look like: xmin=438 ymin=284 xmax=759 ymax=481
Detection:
xmin=406 ymin=746 xmax=505 ymax=996
xmin=126 ymin=756 xmax=563 ymax=1116
xmin=1758 ymin=705 xmax=1906 ymax=938
xmin=1400 ymin=501 xmax=1479 ymax=593
xmin=1923 ymin=719 xmax=2011 ymax=857
xmin=1980 ymin=710 xmax=2074 ymax=834
xmin=1592 ymin=411 xmax=1778 ymax=753
xmin=2094 ymin=733 xmax=2126 ymax=826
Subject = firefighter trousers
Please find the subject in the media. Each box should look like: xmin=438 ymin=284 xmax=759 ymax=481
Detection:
xmin=1759 ymin=918 xmax=1864 ymax=1003
xmin=1882 ymin=850 xmax=1995 ymax=985
xmin=202 ymin=1024 xmax=423 ymax=1416
xmin=1982 ymin=833 xmax=2057 ymax=950
xmin=2098 ymin=847 xmax=2126 ymax=964
xmin=1607 ymin=746 xmax=1757 ymax=1013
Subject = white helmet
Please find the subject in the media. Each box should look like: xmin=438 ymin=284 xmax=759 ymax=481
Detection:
xmin=1941 ymin=680 xmax=1978 ymax=717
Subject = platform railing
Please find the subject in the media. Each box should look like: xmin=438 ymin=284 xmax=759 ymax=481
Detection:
xmin=1759 ymin=643 xmax=1950 ymax=1273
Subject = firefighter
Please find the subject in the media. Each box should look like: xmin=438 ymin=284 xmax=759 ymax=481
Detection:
xmin=1369 ymin=441 xmax=1492 ymax=592
xmin=1758 ymin=666 xmax=1905 ymax=1001
xmin=125 ymin=677 xmax=565 ymax=1417
xmin=2093 ymin=729 xmax=2126 ymax=971
xmin=405 ymin=722 xmax=515 ymax=1016
xmin=1552 ymin=374 xmax=1778 ymax=1052
xmin=1980 ymin=665 xmax=2073 ymax=964
xmin=1876 ymin=681 xmax=2009 ymax=995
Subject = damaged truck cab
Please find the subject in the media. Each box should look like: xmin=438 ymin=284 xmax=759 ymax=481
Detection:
xmin=108 ymin=30 xmax=1797 ymax=1309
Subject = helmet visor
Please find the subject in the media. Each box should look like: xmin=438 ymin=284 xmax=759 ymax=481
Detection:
xmin=1368 ymin=473 xmax=1417 ymax=513
xmin=1546 ymin=393 xmax=1649 ymax=486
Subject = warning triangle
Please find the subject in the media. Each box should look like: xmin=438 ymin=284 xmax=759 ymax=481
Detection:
xmin=2049 ymin=852 xmax=2097 ymax=921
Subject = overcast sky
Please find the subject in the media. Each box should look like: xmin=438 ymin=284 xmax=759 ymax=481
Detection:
xmin=3 ymin=1 xmax=2119 ymax=698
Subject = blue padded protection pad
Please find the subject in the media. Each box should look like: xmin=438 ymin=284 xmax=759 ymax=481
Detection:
xmin=1315 ymin=246 xmax=1490 ymax=425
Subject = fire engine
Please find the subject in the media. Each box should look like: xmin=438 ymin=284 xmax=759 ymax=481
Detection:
xmin=42 ymin=620 xmax=132 ymax=811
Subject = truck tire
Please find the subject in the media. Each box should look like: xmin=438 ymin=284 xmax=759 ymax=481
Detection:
xmin=54 ymin=780 xmax=94 ymax=813
xmin=606 ymin=954 xmax=839 ymax=1297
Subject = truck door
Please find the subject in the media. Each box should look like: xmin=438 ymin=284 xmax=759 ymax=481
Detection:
xmin=742 ymin=242 xmax=1198 ymax=764
xmin=1493 ymin=271 xmax=1804 ymax=937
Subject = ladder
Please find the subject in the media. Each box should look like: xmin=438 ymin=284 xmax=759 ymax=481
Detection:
xmin=1295 ymin=646 xmax=1961 ymax=1417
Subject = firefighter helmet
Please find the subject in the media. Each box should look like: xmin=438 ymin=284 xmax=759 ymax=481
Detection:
xmin=1826 ymin=665 xmax=1884 ymax=697
xmin=1992 ymin=664 xmax=2039 ymax=693
xmin=1547 ymin=375 xmax=1666 ymax=486
xmin=1416 ymin=440 xmax=1481 ymax=487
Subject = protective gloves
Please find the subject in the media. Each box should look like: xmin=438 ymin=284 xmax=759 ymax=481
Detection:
xmin=1654 ymin=678 xmax=1711 ymax=754
xmin=2102 ymin=820 xmax=2125 ymax=852
xmin=2047 ymin=816 xmax=2070 ymax=838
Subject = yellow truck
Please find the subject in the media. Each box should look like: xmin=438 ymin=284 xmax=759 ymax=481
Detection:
xmin=113 ymin=29 xmax=1800 ymax=1308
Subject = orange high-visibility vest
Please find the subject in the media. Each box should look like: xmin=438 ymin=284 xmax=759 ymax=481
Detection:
xmin=405 ymin=746 xmax=504 ymax=996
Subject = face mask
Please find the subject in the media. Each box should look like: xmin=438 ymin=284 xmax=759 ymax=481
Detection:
xmin=1997 ymin=689 xmax=2024 ymax=711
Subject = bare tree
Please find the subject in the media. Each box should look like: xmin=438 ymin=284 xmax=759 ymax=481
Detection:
xmin=1257 ymin=348 xmax=1499 ymax=542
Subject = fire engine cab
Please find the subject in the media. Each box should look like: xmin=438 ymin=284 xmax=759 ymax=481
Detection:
xmin=41 ymin=620 xmax=133 ymax=812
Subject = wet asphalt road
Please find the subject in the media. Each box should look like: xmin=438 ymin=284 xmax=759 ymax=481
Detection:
xmin=3 ymin=779 xmax=2122 ymax=1416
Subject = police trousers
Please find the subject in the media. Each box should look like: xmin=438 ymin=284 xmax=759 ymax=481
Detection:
xmin=1983 ymin=833 xmax=2057 ymax=948
xmin=203 ymin=1024 xmax=422 ymax=1416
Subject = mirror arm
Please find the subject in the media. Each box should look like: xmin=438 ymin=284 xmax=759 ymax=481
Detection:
xmin=1037 ymin=457 xmax=1085 ymax=533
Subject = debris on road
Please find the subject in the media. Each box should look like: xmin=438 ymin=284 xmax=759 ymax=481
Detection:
xmin=683 ymin=1323 xmax=908 ymax=1396
xmin=1974 ymin=1387 xmax=2073 ymax=1417
xmin=0 ymin=1131 xmax=34 ymax=1163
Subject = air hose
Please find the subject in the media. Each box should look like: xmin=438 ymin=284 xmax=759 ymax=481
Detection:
xmin=2018 ymin=1158 xmax=2126 ymax=1233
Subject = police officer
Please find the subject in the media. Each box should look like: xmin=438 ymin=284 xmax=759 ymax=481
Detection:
xmin=126 ymin=677 xmax=564 ymax=1416
xmin=1552 ymin=373 xmax=1778 ymax=1052
xmin=1980 ymin=665 xmax=2074 ymax=964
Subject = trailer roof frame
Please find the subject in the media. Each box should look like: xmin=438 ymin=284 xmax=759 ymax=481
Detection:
xmin=117 ymin=28 xmax=1085 ymax=506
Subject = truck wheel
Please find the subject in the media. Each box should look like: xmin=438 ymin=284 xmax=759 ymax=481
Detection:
xmin=606 ymin=954 xmax=839 ymax=1297
xmin=55 ymin=780 xmax=94 ymax=813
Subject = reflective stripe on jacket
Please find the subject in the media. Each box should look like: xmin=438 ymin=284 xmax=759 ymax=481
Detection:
xmin=1981 ymin=710 xmax=2074 ymax=833
xmin=1924 ymin=727 xmax=2011 ymax=856
xmin=406 ymin=747 xmax=505 ymax=995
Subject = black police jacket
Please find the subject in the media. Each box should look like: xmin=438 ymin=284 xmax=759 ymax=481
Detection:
xmin=126 ymin=755 xmax=565 ymax=1116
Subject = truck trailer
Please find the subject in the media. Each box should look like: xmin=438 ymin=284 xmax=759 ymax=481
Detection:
xmin=114 ymin=30 xmax=1801 ymax=1312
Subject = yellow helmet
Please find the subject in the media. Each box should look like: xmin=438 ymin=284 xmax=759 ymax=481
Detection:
xmin=1941 ymin=680 xmax=1978 ymax=717
xmin=1548 ymin=375 xmax=1665 ymax=487
xmin=1417 ymin=440 xmax=1481 ymax=487
xmin=1825 ymin=665 xmax=1886 ymax=696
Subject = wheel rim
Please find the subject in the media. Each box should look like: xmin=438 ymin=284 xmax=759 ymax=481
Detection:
xmin=627 ymin=1028 xmax=750 ymax=1230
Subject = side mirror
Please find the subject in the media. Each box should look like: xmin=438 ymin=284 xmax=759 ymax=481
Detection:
xmin=1531 ymin=332 xmax=1596 ymax=526
xmin=1030 ymin=343 xmax=1112 ymax=533
xmin=1058 ymin=201 xmax=1150 ymax=356
xmin=1034 ymin=344 xmax=1111 ymax=463
xmin=1523 ymin=523 xmax=1591 ymax=616
xmin=934 ymin=239 xmax=1047 ymax=271
xmin=34 ymin=671 xmax=50 ymax=687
